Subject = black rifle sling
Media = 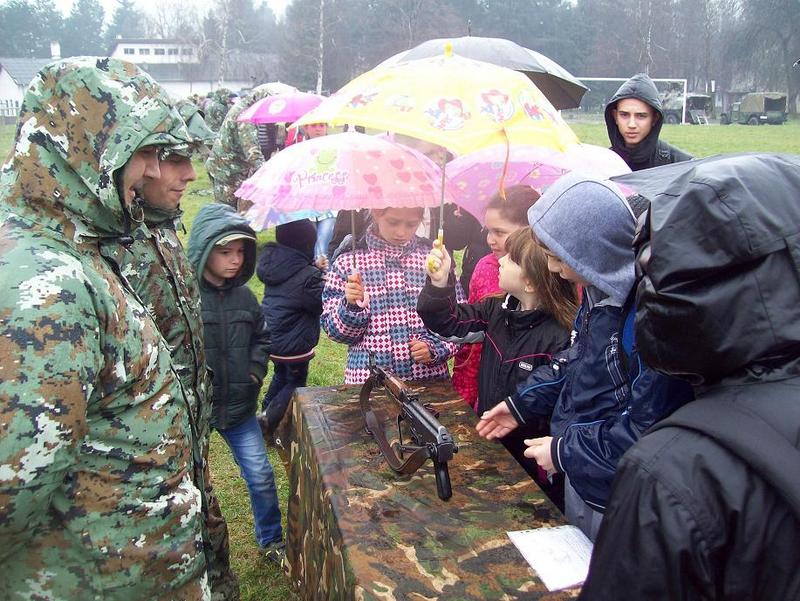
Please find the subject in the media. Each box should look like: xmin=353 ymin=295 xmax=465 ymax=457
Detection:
xmin=650 ymin=398 xmax=800 ymax=522
xmin=359 ymin=375 xmax=430 ymax=475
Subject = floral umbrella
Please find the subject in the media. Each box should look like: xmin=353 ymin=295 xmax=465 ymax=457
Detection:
xmin=294 ymin=45 xmax=579 ymax=157
xmin=448 ymin=144 xmax=631 ymax=223
xmin=375 ymin=36 xmax=588 ymax=110
xmin=235 ymin=131 xmax=454 ymax=232
xmin=237 ymin=92 xmax=325 ymax=124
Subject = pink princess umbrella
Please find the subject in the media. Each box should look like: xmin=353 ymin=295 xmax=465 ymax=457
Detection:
xmin=448 ymin=144 xmax=631 ymax=223
xmin=236 ymin=131 xmax=455 ymax=253
xmin=237 ymin=91 xmax=325 ymax=124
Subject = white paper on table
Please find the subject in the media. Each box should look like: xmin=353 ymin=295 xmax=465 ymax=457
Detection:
xmin=507 ymin=525 xmax=593 ymax=591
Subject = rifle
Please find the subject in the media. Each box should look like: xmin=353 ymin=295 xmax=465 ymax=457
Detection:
xmin=359 ymin=354 xmax=458 ymax=501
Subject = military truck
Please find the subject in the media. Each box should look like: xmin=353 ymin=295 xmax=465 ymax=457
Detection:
xmin=662 ymin=92 xmax=712 ymax=124
xmin=720 ymin=92 xmax=788 ymax=125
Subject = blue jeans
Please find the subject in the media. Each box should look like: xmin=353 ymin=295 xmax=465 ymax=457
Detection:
xmin=315 ymin=216 xmax=337 ymax=259
xmin=218 ymin=415 xmax=283 ymax=547
xmin=261 ymin=360 xmax=310 ymax=432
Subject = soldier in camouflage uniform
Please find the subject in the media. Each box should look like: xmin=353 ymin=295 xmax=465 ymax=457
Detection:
xmin=124 ymin=99 xmax=240 ymax=600
xmin=205 ymin=88 xmax=232 ymax=132
xmin=205 ymin=84 xmax=279 ymax=212
xmin=0 ymin=58 xmax=209 ymax=600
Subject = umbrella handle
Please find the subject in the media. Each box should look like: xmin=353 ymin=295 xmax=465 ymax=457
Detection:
xmin=427 ymin=230 xmax=444 ymax=273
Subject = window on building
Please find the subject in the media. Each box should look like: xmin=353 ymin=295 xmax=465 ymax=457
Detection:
xmin=181 ymin=48 xmax=193 ymax=55
xmin=154 ymin=48 xmax=165 ymax=55
xmin=139 ymin=48 xmax=150 ymax=55
xmin=168 ymin=48 xmax=179 ymax=56
xmin=123 ymin=48 xmax=135 ymax=55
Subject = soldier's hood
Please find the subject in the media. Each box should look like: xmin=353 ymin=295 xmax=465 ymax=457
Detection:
xmin=187 ymin=202 xmax=257 ymax=288
xmin=0 ymin=57 xmax=191 ymax=240
xmin=604 ymin=73 xmax=665 ymax=165
xmin=632 ymin=153 xmax=800 ymax=386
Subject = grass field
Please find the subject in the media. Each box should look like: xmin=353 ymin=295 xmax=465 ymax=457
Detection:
xmin=1 ymin=119 xmax=798 ymax=599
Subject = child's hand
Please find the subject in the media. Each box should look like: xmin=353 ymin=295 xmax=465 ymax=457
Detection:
xmin=314 ymin=255 xmax=329 ymax=270
xmin=524 ymin=437 xmax=555 ymax=474
xmin=345 ymin=271 xmax=368 ymax=307
xmin=426 ymin=240 xmax=451 ymax=287
xmin=409 ymin=338 xmax=434 ymax=364
xmin=476 ymin=402 xmax=519 ymax=440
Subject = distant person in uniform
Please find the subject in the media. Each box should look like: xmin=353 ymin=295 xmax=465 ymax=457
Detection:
xmin=605 ymin=73 xmax=692 ymax=171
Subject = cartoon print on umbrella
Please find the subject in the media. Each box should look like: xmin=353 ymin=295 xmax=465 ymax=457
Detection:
xmin=425 ymin=98 xmax=470 ymax=131
xmin=479 ymin=89 xmax=515 ymax=123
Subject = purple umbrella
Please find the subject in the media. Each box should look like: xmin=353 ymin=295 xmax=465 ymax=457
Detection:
xmin=237 ymin=92 xmax=325 ymax=124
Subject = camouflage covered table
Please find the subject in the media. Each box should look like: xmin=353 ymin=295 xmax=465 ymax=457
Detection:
xmin=281 ymin=380 xmax=579 ymax=601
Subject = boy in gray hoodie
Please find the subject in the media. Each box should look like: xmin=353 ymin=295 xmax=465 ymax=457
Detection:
xmin=476 ymin=172 xmax=692 ymax=539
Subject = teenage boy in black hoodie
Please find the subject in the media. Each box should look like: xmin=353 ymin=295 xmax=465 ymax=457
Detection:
xmin=256 ymin=219 xmax=324 ymax=439
xmin=605 ymin=73 xmax=693 ymax=171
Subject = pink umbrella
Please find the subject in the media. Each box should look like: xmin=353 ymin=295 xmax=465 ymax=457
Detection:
xmin=236 ymin=131 xmax=454 ymax=231
xmin=237 ymin=92 xmax=325 ymax=124
xmin=448 ymin=144 xmax=631 ymax=223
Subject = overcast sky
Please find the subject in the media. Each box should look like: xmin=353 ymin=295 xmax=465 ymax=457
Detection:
xmin=52 ymin=0 xmax=290 ymax=21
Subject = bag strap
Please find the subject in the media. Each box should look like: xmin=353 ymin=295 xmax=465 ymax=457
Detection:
xmin=651 ymin=399 xmax=800 ymax=522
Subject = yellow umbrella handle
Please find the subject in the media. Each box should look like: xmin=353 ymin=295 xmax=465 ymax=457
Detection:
xmin=427 ymin=229 xmax=444 ymax=273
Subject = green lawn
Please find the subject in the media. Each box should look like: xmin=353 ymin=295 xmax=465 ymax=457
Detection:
xmin=1 ymin=119 xmax=799 ymax=600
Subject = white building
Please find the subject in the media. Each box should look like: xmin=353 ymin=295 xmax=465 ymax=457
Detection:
xmin=0 ymin=39 xmax=279 ymax=121
xmin=0 ymin=56 xmax=54 ymax=122
xmin=109 ymin=38 xmax=199 ymax=65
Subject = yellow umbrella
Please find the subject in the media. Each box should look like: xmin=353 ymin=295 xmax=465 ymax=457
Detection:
xmin=295 ymin=44 xmax=579 ymax=156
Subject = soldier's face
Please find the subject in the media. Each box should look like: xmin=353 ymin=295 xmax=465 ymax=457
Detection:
xmin=141 ymin=153 xmax=197 ymax=210
xmin=613 ymin=98 xmax=656 ymax=147
xmin=121 ymin=146 xmax=161 ymax=206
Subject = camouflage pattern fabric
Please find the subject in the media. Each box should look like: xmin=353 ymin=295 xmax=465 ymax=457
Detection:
xmin=123 ymin=221 xmax=239 ymax=601
xmin=205 ymin=88 xmax=232 ymax=131
xmin=205 ymin=84 xmax=282 ymax=211
xmin=122 ymin=101 xmax=237 ymax=600
xmin=284 ymin=380 xmax=580 ymax=600
xmin=0 ymin=58 xmax=209 ymax=600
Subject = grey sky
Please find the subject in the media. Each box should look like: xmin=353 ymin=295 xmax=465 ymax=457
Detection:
xmin=52 ymin=0 xmax=290 ymax=21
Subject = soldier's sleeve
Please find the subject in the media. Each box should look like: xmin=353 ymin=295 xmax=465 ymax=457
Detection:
xmin=239 ymin=122 xmax=266 ymax=171
xmin=0 ymin=256 xmax=101 ymax=561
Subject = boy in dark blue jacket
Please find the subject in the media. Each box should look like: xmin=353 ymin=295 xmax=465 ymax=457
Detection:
xmin=187 ymin=203 xmax=284 ymax=562
xmin=477 ymin=173 xmax=693 ymax=540
xmin=256 ymin=219 xmax=324 ymax=438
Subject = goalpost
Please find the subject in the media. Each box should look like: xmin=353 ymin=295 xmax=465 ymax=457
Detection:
xmin=569 ymin=77 xmax=688 ymax=124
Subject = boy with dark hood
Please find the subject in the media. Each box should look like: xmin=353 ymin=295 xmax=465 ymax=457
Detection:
xmin=256 ymin=219 xmax=324 ymax=439
xmin=0 ymin=58 xmax=208 ymax=599
xmin=187 ymin=203 xmax=285 ymax=563
xmin=605 ymin=73 xmax=692 ymax=171
xmin=580 ymin=154 xmax=800 ymax=600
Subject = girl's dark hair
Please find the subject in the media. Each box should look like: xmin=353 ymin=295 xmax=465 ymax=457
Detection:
xmin=485 ymin=185 xmax=540 ymax=226
xmin=505 ymin=228 xmax=578 ymax=330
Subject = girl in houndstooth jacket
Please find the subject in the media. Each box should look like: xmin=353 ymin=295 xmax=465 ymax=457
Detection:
xmin=321 ymin=207 xmax=462 ymax=384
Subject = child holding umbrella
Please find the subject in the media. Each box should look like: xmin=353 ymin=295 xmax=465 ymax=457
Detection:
xmin=321 ymin=207 xmax=462 ymax=384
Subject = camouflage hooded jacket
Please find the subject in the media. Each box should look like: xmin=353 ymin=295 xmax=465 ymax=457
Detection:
xmin=124 ymin=100 xmax=217 ymax=455
xmin=204 ymin=85 xmax=275 ymax=206
xmin=0 ymin=59 xmax=209 ymax=601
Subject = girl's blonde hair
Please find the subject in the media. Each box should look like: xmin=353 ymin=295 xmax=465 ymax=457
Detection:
xmin=505 ymin=228 xmax=579 ymax=330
